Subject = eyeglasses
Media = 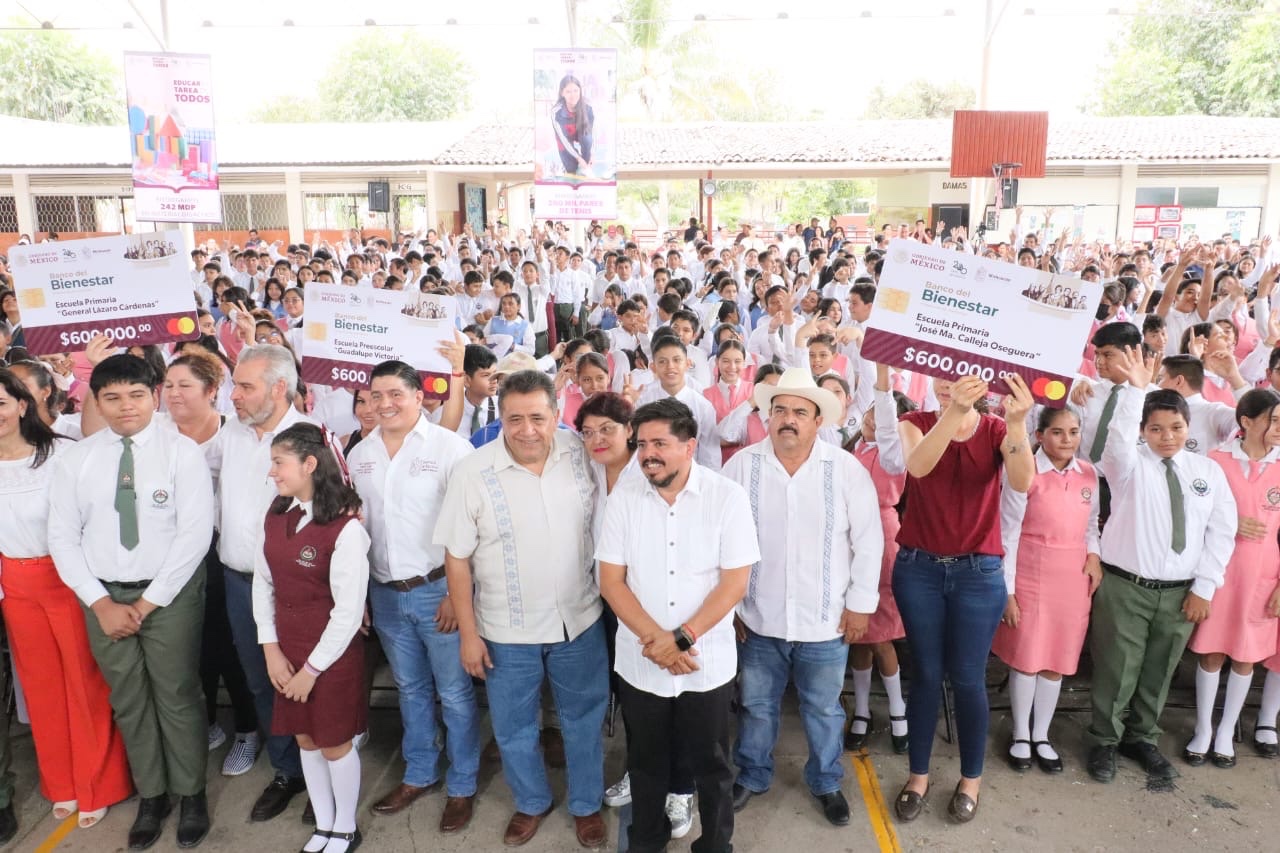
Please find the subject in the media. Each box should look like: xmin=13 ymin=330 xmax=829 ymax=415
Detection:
xmin=580 ymin=422 xmax=623 ymax=441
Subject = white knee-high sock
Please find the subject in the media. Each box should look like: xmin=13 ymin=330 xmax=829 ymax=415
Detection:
xmin=1008 ymin=671 xmax=1036 ymax=759
xmin=1258 ymin=672 xmax=1280 ymax=745
xmin=1189 ymin=664 xmax=1219 ymax=754
xmin=882 ymin=670 xmax=908 ymax=736
xmin=1032 ymin=676 xmax=1062 ymax=760
xmin=300 ymin=748 xmax=335 ymax=852
xmin=324 ymin=748 xmax=362 ymax=853
xmin=851 ymin=666 xmax=872 ymax=733
xmin=1213 ymin=670 xmax=1254 ymax=757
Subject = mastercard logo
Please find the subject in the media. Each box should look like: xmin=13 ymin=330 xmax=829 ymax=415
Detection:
xmin=165 ymin=316 xmax=197 ymax=335
xmin=430 ymin=377 xmax=449 ymax=394
xmin=1031 ymin=377 xmax=1067 ymax=401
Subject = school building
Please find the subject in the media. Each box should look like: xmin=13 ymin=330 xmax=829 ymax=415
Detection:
xmin=1 ymin=114 xmax=1278 ymax=252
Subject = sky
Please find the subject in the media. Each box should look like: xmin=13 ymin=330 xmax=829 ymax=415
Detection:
xmin=2 ymin=0 xmax=1146 ymax=123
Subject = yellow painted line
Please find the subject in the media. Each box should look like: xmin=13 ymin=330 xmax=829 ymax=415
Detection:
xmin=850 ymin=748 xmax=904 ymax=853
xmin=33 ymin=814 xmax=78 ymax=853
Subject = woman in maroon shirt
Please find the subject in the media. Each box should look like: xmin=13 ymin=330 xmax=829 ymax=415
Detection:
xmin=890 ymin=374 xmax=1035 ymax=825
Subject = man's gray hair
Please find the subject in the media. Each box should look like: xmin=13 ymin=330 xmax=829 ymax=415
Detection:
xmin=238 ymin=344 xmax=298 ymax=402
xmin=498 ymin=369 xmax=556 ymax=412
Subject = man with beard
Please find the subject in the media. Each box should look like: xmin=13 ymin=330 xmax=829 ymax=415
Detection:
xmin=722 ymin=368 xmax=882 ymax=825
xmin=598 ymin=398 xmax=758 ymax=853
xmin=214 ymin=345 xmax=314 ymax=821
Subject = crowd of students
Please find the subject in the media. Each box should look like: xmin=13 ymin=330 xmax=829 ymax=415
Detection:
xmin=0 ymin=213 xmax=1276 ymax=852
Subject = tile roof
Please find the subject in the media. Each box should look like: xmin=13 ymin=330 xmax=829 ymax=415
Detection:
xmin=3 ymin=115 xmax=1277 ymax=170
xmin=436 ymin=117 xmax=1280 ymax=166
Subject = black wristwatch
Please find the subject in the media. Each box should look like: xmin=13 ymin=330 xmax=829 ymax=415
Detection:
xmin=673 ymin=625 xmax=694 ymax=652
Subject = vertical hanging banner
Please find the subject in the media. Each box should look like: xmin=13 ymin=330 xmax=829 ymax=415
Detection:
xmin=533 ymin=48 xmax=617 ymax=221
xmin=124 ymin=52 xmax=221 ymax=223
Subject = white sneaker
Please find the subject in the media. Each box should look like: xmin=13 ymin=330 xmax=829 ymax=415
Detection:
xmin=221 ymin=732 xmax=260 ymax=776
xmin=666 ymin=793 xmax=694 ymax=839
xmin=207 ymin=723 xmax=227 ymax=752
xmin=604 ymin=772 xmax=631 ymax=807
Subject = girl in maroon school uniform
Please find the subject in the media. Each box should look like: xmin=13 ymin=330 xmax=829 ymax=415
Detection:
xmin=844 ymin=365 xmax=916 ymax=753
xmin=254 ymin=424 xmax=370 ymax=853
xmin=1186 ymin=389 xmax=1280 ymax=767
xmin=991 ymin=408 xmax=1102 ymax=774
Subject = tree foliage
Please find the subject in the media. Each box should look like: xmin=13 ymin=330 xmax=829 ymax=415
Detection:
xmin=253 ymin=31 xmax=470 ymax=123
xmin=0 ymin=26 xmax=122 ymax=124
xmin=594 ymin=0 xmax=786 ymax=121
xmin=1092 ymin=0 xmax=1280 ymax=116
xmin=863 ymin=79 xmax=974 ymax=119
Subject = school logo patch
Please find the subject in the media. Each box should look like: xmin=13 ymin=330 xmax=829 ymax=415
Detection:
xmin=1191 ymin=478 xmax=1210 ymax=496
xmin=151 ymin=488 xmax=169 ymax=505
xmin=1080 ymin=487 xmax=1092 ymax=502
xmin=1268 ymin=487 xmax=1280 ymax=506
xmin=1186 ymin=438 xmax=1200 ymax=451
xmin=409 ymin=457 xmax=438 ymax=476
xmin=298 ymin=545 xmax=317 ymax=567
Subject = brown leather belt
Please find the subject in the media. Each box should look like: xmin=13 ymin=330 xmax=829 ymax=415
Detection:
xmin=379 ymin=565 xmax=446 ymax=592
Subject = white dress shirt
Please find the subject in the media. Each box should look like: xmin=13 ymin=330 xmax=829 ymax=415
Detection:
xmin=252 ymin=499 xmax=371 ymax=672
xmin=349 ymin=415 xmax=474 ymax=583
xmin=215 ymin=407 xmax=314 ymax=573
xmin=724 ymin=438 xmax=883 ymax=641
xmin=1182 ymin=393 xmax=1240 ymax=455
xmin=636 ymin=383 xmax=722 ymax=471
xmin=48 ymin=420 xmax=214 ymax=607
xmin=0 ymin=438 xmax=74 ymax=559
xmin=433 ymin=430 xmax=601 ymax=643
xmin=998 ymin=450 xmax=1101 ymax=595
xmin=1097 ymin=385 xmax=1238 ymax=599
xmin=595 ymin=463 xmax=760 ymax=697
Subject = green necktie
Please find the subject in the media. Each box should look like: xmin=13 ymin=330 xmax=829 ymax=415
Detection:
xmin=470 ymin=403 xmax=482 ymax=435
xmin=1088 ymin=385 xmax=1122 ymax=463
xmin=115 ymin=436 xmax=139 ymax=550
xmin=1163 ymin=457 xmax=1186 ymax=555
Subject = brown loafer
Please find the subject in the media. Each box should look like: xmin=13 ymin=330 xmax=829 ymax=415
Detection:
xmin=371 ymin=781 xmax=440 ymax=815
xmin=540 ymin=727 xmax=566 ymax=769
xmin=440 ymin=796 xmax=474 ymax=834
xmin=503 ymin=805 xmax=553 ymax=846
xmin=574 ymin=811 xmax=607 ymax=848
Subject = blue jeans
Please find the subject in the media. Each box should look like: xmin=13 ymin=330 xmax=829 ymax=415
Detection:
xmin=370 ymin=580 xmax=480 ymax=795
xmin=484 ymin=617 xmax=608 ymax=816
xmin=224 ymin=567 xmax=302 ymax=779
xmin=734 ymin=630 xmax=849 ymax=796
xmin=891 ymin=548 xmax=1005 ymax=779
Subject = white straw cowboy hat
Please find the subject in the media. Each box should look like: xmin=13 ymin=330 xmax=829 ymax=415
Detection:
xmin=752 ymin=367 xmax=843 ymax=424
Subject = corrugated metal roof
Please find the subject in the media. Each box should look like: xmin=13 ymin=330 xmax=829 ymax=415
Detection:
xmin=3 ymin=115 xmax=1279 ymax=170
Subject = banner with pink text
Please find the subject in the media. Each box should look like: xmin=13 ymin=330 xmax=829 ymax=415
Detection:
xmin=124 ymin=52 xmax=221 ymax=223
xmin=534 ymin=48 xmax=617 ymax=221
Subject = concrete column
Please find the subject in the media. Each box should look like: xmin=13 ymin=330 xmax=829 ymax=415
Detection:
xmin=1262 ymin=163 xmax=1280 ymax=239
xmin=12 ymin=172 xmax=35 ymax=237
xmin=1116 ymin=164 xmax=1138 ymax=243
xmin=285 ymin=170 xmax=305 ymax=243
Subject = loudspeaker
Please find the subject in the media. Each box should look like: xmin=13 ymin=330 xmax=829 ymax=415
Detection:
xmin=368 ymin=181 xmax=390 ymax=213
xmin=1000 ymin=178 xmax=1019 ymax=208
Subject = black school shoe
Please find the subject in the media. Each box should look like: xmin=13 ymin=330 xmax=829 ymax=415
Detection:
xmin=1117 ymin=740 xmax=1177 ymax=781
xmin=251 ymin=775 xmax=307 ymax=822
xmin=1033 ymin=741 xmax=1064 ymax=774
xmin=815 ymin=790 xmax=850 ymax=826
xmin=0 ymin=803 xmax=16 ymax=844
xmin=177 ymin=791 xmax=211 ymax=848
xmin=844 ymin=713 xmax=872 ymax=751
xmin=128 ymin=795 xmax=173 ymax=850
xmin=1006 ymin=739 xmax=1033 ymax=772
xmin=1253 ymin=726 xmax=1279 ymax=758
xmin=1086 ymin=745 xmax=1116 ymax=783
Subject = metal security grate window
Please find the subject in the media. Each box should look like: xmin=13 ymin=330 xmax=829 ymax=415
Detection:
xmin=0 ymin=196 xmax=17 ymax=233
xmin=304 ymin=193 xmax=390 ymax=231
xmin=33 ymin=195 xmax=134 ymax=234
xmin=193 ymin=193 xmax=288 ymax=231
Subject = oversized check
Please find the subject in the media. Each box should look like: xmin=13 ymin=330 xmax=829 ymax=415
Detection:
xmin=300 ymin=283 xmax=455 ymax=398
xmin=861 ymin=239 xmax=1101 ymax=405
xmin=9 ymin=231 xmax=200 ymax=355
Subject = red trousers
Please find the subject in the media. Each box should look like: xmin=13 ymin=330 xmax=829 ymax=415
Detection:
xmin=1 ymin=556 xmax=133 ymax=810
